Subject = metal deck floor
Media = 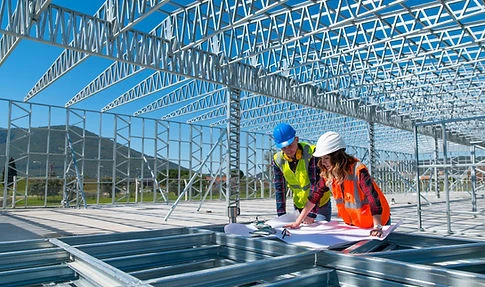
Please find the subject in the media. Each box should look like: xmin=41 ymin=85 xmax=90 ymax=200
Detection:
xmin=0 ymin=193 xmax=483 ymax=286
xmin=0 ymin=224 xmax=483 ymax=286
xmin=0 ymin=192 xmax=483 ymax=242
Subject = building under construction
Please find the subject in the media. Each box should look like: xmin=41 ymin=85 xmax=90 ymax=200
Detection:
xmin=0 ymin=0 xmax=483 ymax=286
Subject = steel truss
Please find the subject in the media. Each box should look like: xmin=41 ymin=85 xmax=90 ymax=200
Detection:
xmin=1 ymin=0 xmax=483 ymax=148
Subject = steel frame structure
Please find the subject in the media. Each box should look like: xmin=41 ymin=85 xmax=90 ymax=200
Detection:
xmin=0 ymin=2 xmax=484 ymax=284
xmin=0 ymin=98 xmax=421 ymax=209
xmin=0 ymin=0 xmax=483 ymax=150
xmin=0 ymin=0 xmax=483 ymax=230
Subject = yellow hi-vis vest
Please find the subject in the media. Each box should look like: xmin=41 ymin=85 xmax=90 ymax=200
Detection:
xmin=274 ymin=142 xmax=330 ymax=209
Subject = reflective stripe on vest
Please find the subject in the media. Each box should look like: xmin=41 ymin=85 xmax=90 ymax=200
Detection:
xmin=333 ymin=162 xmax=362 ymax=207
xmin=274 ymin=143 xmax=313 ymax=209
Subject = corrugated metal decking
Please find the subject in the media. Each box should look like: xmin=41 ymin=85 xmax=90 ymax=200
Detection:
xmin=0 ymin=227 xmax=483 ymax=287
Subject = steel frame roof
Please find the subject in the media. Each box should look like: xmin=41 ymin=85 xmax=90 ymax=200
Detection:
xmin=0 ymin=0 xmax=484 ymax=153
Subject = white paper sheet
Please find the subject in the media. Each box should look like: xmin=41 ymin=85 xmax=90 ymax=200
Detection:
xmin=225 ymin=212 xmax=401 ymax=250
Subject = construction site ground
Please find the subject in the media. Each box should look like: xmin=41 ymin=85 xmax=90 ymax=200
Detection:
xmin=0 ymin=191 xmax=483 ymax=243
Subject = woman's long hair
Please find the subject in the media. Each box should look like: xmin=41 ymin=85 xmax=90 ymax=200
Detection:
xmin=317 ymin=149 xmax=357 ymax=184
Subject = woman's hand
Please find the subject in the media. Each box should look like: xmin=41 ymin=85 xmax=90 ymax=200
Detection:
xmin=370 ymin=228 xmax=383 ymax=237
xmin=303 ymin=216 xmax=315 ymax=224
xmin=283 ymin=222 xmax=301 ymax=229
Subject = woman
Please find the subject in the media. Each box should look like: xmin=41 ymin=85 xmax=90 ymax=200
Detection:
xmin=284 ymin=131 xmax=390 ymax=237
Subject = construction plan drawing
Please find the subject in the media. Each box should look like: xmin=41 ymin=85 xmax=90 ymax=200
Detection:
xmin=225 ymin=212 xmax=401 ymax=249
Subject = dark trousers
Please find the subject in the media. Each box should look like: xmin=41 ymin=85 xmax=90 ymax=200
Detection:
xmin=316 ymin=200 xmax=332 ymax=222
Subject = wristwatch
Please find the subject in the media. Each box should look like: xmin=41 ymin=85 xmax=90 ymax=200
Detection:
xmin=374 ymin=224 xmax=383 ymax=230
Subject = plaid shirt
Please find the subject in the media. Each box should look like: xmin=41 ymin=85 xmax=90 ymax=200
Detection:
xmin=359 ymin=168 xmax=383 ymax=215
xmin=273 ymin=148 xmax=320 ymax=217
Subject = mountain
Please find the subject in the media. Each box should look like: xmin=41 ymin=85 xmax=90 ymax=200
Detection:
xmin=0 ymin=125 xmax=183 ymax=179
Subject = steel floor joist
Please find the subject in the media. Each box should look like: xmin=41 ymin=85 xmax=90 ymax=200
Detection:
xmin=0 ymin=227 xmax=484 ymax=287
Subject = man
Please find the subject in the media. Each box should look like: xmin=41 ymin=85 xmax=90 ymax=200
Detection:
xmin=272 ymin=123 xmax=332 ymax=223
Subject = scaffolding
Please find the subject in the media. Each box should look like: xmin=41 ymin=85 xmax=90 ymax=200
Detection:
xmin=62 ymin=132 xmax=86 ymax=209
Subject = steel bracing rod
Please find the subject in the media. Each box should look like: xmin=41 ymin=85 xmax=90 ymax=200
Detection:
xmin=188 ymin=94 xmax=278 ymax=124
xmin=102 ymin=72 xmax=190 ymax=112
xmin=142 ymin=155 xmax=167 ymax=202
xmin=197 ymin=164 xmax=224 ymax=212
xmin=0 ymin=2 xmax=468 ymax=146
xmin=24 ymin=0 xmax=170 ymax=102
xmin=0 ymin=0 xmax=51 ymax=66
xmin=134 ymin=80 xmax=223 ymax=116
xmin=164 ymin=130 xmax=226 ymax=221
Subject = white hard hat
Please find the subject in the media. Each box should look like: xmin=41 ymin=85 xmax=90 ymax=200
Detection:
xmin=313 ymin=132 xmax=346 ymax=157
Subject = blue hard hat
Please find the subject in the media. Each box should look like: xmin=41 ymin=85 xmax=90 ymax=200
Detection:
xmin=273 ymin=123 xmax=296 ymax=148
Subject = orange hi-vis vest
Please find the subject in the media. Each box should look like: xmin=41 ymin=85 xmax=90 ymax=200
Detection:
xmin=331 ymin=161 xmax=390 ymax=228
